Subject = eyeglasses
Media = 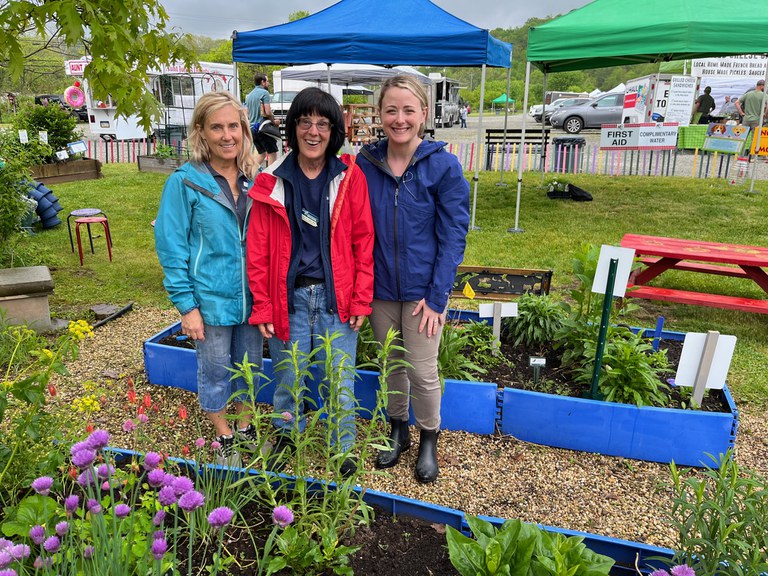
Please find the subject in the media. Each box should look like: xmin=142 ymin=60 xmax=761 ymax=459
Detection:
xmin=296 ymin=118 xmax=332 ymax=132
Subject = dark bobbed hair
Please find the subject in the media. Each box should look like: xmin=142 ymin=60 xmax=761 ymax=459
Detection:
xmin=285 ymin=87 xmax=345 ymax=159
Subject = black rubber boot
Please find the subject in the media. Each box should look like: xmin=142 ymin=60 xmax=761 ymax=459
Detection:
xmin=414 ymin=429 xmax=439 ymax=484
xmin=375 ymin=418 xmax=411 ymax=469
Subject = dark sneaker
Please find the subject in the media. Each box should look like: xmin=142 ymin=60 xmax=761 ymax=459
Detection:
xmin=215 ymin=434 xmax=242 ymax=468
xmin=265 ymin=433 xmax=295 ymax=472
xmin=339 ymin=457 xmax=358 ymax=479
xmin=237 ymin=424 xmax=260 ymax=453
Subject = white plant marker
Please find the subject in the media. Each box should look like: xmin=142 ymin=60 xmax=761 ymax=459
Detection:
xmin=478 ymin=302 xmax=518 ymax=353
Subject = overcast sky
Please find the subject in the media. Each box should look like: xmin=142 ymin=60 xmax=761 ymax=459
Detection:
xmin=160 ymin=0 xmax=591 ymax=40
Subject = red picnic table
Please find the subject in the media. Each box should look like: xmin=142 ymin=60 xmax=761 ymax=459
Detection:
xmin=620 ymin=233 xmax=768 ymax=314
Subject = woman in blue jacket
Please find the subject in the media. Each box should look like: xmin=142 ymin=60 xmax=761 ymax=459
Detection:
xmin=155 ymin=91 xmax=262 ymax=467
xmin=357 ymin=75 xmax=469 ymax=483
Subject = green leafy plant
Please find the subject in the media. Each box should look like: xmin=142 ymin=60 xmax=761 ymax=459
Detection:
xmin=542 ymin=174 xmax=570 ymax=193
xmin=664 ymin=451 xmax=768 ymax=576
xmin=152 ymin=143 xmax=180 ymax=159
xmin=437 ymin=322 xmax=487 ymax=388
xmin=11 ymin=103 xmax=82 ymax=161
xmin=501 ymin=292 xmax=566 ymax=350
xmin=446 ymin=515 xmax=614 ymax=576
xmin=572 ymin=328 xmax=670 ymax=406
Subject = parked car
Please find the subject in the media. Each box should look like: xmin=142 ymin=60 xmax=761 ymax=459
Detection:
xmin=270 ymin=90 xmax=300 ymax=123
xmin=34 ymin=94 xmax=88 ymax=122
xmin=529 ymin=104 xmax=543 ymax=120
xmin=549 ymin=92 xmax=625 ymax=134
xmin=541 ymin=97 xmax=591 ymax=124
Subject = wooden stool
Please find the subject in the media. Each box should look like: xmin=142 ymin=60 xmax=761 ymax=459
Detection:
xmin=75 ymin=216 xmax=113 ymax=266
xmin=68 ymin=208 xmax=112 ymax=251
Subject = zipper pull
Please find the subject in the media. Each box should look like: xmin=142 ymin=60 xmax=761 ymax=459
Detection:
xmin=394 ymin=184 xmax=399 ymax=207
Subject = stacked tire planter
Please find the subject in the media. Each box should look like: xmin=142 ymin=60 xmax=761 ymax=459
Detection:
xmin=27 ymin=181 xmax=63 ymax=228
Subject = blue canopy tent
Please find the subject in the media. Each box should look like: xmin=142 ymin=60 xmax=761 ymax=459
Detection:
xmin=232 ymin=0 xmax=512 ymax=228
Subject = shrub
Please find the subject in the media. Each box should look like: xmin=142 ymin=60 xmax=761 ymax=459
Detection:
xmin=11 ymin=103 xmax=81 ymax=161
xmin=501 ymin=292 xmax=566 ymax=350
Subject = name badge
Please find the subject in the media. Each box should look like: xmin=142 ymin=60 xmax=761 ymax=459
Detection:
xmin=301 ymin=209 xmax=319 ymax=227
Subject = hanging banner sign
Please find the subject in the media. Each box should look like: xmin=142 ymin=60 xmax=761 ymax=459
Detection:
xmin=691 ymin=55 xmax=768 ymax=79
xmin=749 ymin=126 xmax=768 ymax=156
xmin=600 ymin=123 xmax=679 ymax=150
xmin=703 ymin=123 xmax=750 ymax=154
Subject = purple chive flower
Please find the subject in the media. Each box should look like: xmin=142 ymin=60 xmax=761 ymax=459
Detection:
xmin=157 ymin=486 xmax=177 ymax=507
xmin=43 ymin=536 xmax=60 ymax=554
xmin=281 ymin=411 xmax=293 ymax=422
xmin=96 ymin=464 xmax=114 ymax=480
xmin=207 ymin=506 xmax=234 ymax=529
xmin=77 ymin=470 xmax=96 ymax=488
xmin=70 ymin=441 xmax=89 ymax=456
xmin=272 ymin=505 xmax=294 ymax=528
xmin=72 ymin=449 xmax=96 ymax=469
xmin=122 ymin=419 xmax=136 ymax=433
xmin=114 ymin=504 xmax=131 ymax=518
xmin=143 ymin=452 xmax=162 ymax=471
xmin=670 ymin=567 xmax=696 ymax=576
xmin=171 ymin=476 xmax=194 ymax=495
xmin=211 ymin=441 xmax=221 ymax=450
xmin=0 ymin=568 xmax=17 ymax=576
xmin=161 ymin=473 xmax=176 ymax=487
xmin=87 ymin=498 xmax=102 ymax=515
xmin=55 ymin=522 xmax=68 ymax=537
xmin=64 ymin=494 xmax=80 ymax=513
xmin=31 ymin=477 xmax=53 ymax=496
xmin=83 ymin=545 xmax=94 ymax=559
xmin=86 ymin=429 xmax=109 ymax=450
xmin=650 ymin=572 xmax=670 ymax=576
xmin=138 ymin=413 xmax=149 ymax=424
xmin=178 ymin=490 xmax=205 ymax=512
xmin=0 ymin=539 xmax=11 ymax=551
xmin=147 ymin=468 xmax=166 ymax=488
xmin=195 ymin=437 xmax=206 ymax=449
xmin=29 ymin=526 xmax=45 ymax=545
xmin=152 ymin=510 xmax=166 ymax=526
xmin=153 ymin=530 xmax=165 ymax=540
xmin=0 ymin=551 xmax=10 ymax=570
xmin=151 ymin=538 xmax=168 ymax=560
xmin=34 ymin=556 xmax=53 ymax=569
xmin=9 ymin=544 xmax=30 ymax=560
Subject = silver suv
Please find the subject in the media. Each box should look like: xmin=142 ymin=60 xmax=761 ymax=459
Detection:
xmin=541 ymin=97 xmax=591 ymax=124
xmin=549 ymin=92 xmax=625 ymax=134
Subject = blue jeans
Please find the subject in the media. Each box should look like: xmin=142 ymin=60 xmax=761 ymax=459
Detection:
xmin=269 ymin=283 xmax=358 ymax=451
xmin=196 ymin=323 xmax=263 ymax=413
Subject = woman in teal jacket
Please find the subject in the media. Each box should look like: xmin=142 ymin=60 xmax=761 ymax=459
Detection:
xmin=155 ymin=90 xmax=262 ymax=467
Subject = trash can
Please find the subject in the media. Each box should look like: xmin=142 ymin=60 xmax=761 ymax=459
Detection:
xmin=552 ymin=136 xmax=586 ymax=173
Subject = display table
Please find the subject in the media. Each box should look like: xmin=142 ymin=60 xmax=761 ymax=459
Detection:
xmin=676 ymin=125 xmax=708 ymax=149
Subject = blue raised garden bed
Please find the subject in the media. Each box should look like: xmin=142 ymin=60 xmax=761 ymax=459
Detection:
xmin=144 ymin=318 xmax=738 ymax=467
xmin=109 ymin=447 xmax=673 ymax=575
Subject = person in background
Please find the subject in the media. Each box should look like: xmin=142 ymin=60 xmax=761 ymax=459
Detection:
xmin=246 ymin=73 xmax=280 ymax=166
xmin=459 ymin=104 xmax=468 ymax=128
xmin=718 ymin=95 xmax=738 ymax=118
xmin=357 ymin=75 xmax=469 ymax=484
xmin=736 ymin=80 xmax=767 ymax=152
xmin=246 ymin=87 xmax=374 ymax=478
xmin=693 ymin=86 xmax=716 ymax=124
xmin=155 ymin=91 xmax=262 ymax=467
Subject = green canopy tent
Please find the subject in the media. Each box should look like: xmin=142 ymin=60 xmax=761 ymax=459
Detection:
xmin=509 ymin=0 xmax=768 ymax=229
xmin=491 ymin=93 xmax=515 ymax=112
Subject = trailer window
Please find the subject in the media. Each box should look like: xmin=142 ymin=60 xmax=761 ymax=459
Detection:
xmin=156 ymin=75 xmax=196 ymax=106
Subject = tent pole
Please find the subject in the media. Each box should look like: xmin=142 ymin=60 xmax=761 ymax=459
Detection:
xmin=541 ymin=73 xmax=547 ymax=183
xmin=470 ymin=64 xmax=486 ymax=231
xmin=509 ymin=61 xmax=532 ymax=234
xmin=497 ymin=52 xmax=513 ymax=187
xmin=748 ymin=55 xmax=768 ymax=193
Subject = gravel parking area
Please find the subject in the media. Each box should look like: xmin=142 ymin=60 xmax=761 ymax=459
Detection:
xmin=49 ymin=306 xmax=768 ymax=550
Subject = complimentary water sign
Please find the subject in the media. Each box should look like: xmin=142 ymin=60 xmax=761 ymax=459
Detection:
xmin=600 ymin=123 xmax=679 ymax=151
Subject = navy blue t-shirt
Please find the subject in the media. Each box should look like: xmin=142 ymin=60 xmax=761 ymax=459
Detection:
xmin=296 ymin=167 xmax=326 ymax=279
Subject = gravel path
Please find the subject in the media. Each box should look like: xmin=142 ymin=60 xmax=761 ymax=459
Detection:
xmin=51 ymin=306 xmax=768 ymax=550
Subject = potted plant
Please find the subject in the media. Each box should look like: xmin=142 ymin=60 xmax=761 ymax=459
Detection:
xmin=137 ymin=143 xmax=186 ymax=174
xmin=11 ymin=101 xmax=102 ymax=184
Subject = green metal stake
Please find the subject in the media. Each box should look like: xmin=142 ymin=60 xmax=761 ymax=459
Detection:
xmin=586 ymin=257 xmax=619 ymax=400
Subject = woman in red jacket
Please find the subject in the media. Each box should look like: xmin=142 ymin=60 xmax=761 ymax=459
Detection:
xmin=246 ymin=88 xmax=374 ymax=477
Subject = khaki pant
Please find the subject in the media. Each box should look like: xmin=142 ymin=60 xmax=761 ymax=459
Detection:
xmin=368 ymin=300 xmax=443 ymax=431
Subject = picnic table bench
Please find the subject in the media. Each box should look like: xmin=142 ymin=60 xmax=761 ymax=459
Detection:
xmin=621 ymin=233 xmax=768 ymax=314
xmin=484 ymin=128 xmax=551 ymax=170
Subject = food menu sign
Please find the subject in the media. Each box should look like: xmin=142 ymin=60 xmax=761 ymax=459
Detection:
xmin=665 ymin=76 xmax=698 ymax=127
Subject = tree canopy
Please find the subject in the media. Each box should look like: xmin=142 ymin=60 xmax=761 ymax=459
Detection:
xmin=0 ymin=0 xmax=198 ymax=131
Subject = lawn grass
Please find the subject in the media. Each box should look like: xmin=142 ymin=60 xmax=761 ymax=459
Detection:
xmin=17 ymin=162 xmax=768 ymax=407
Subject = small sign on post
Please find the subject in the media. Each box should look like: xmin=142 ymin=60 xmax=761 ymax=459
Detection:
xmin=478 ymin=302 xmax=518 ymax=353
xmin=675 ymin=331 xmax=737 ymax=407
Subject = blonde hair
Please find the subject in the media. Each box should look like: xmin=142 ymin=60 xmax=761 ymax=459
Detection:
xmin=187 ymin=91 xmax=258 ymax=180
xmin=378 ymin=75 xmax=429 ymax=137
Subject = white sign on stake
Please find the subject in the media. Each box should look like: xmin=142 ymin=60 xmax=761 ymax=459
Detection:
xmin=18 ymin=130 xmax=28 ymax=144
xmin=591 ymin=245 xmax=635 ymax=298
xmin=39 ymin=131 xmax=48 ymax=145
xmin=675 ymin=332 xmax=737 ymax=391
xmin=478 ymin=302 xmax=518 ymax=354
